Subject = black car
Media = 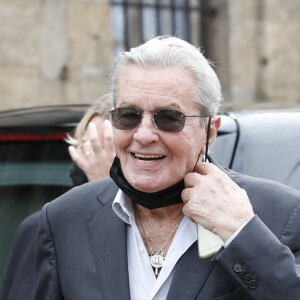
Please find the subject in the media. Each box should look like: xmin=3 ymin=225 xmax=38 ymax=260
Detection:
xmin=0 ymin=106 xmax=299 ymax=285
xmin=0 ymin=105 xmax=88 ymax=284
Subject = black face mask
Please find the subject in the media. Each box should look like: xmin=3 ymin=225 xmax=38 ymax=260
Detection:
xmin=109 ymin=157 xmax=184 ymax=210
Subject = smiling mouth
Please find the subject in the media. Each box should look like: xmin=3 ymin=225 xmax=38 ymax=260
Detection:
xmin=132 ymin=153 xmax=166 ymax=163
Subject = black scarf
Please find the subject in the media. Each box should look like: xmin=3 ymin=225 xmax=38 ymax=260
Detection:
xmin=109 ymin=157 xmax=184 ymax=209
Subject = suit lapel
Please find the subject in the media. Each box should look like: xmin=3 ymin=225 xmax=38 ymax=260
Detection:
xmin=87 ymin=181 xmax=131 ymax=300
xmin=167 ymin=243 xmax=216 ymax=300
xmin=85 ymin=178 xmax=219 ymax=299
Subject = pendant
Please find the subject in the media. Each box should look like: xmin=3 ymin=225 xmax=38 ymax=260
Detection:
xmin=149 ymin=251 xmax=166 ymax=276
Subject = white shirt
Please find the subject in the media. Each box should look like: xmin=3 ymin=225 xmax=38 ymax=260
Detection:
xmin=112 ymin=190 xmax=197 ymax=300
xmin=112 ymin=189 xmax=248 ymax=300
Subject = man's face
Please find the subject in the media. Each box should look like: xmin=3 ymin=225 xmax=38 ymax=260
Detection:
xmin=113 ymin=65 xmax=211 ymax=192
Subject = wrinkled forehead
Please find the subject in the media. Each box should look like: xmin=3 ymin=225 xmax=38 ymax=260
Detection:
xmin=116 ymin=65 xmax=198 ymax=111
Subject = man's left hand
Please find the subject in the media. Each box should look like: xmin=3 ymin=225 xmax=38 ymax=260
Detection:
xmin=182 ymin=162 xmax=254 ymax=242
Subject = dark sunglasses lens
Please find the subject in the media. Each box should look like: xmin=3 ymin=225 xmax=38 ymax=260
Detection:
xmin=111 ymin=108 xmax=141 ymax=130
xmin=154 ymin=110 xmax=185 ymax=132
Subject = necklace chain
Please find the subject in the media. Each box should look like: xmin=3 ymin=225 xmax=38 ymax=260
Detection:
xmin=137 ymin=213 xmax=183 ymax=277
xmin=140 ymin=219 xmax=181 ymax=254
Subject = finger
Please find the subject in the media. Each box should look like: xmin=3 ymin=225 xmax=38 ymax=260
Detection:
xmin=103 ymin=120 xmax=115 ymax=154
xmin=86 ymin=123 xmax=102 ymax=153
xmin=181 ymin=187 xmax=191 ymax=203
xmin=193 ymin=161 xmax=217 ymax=175
xmin=182 ymin=202 xmax=197 ymax=224
xmin=68 ymin=146 xmax=77 ymax=161
xmin=104 ymin=120 xmax=113 ymax=141
xmin=82 ymin=122 xmax=95 ymax=141
xmin=184 ymin=172 xmax=202 ymax=188
xmin=81 ymin=141 xmax=94 ymax=158
xmin=68 ymin=146 xmax=83 ymax=166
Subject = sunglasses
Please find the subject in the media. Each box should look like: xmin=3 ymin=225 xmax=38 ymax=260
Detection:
xmin=109 ymin=107 xmax=209 ymax=132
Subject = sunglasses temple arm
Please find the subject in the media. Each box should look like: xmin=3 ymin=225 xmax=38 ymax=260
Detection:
xmin=204 ymin=117 xmax=211 ymax=162
xmin=192 ymin=117 xmax=211 ymax=171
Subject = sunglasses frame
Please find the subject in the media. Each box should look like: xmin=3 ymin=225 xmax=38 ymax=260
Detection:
xmin=109 ymin=107 xmax=210 ymax=132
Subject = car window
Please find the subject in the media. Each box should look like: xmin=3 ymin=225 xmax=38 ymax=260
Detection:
xmin=230 ymin=112 xmax=300 ymax=191
xmin=212 ymin=112 xmax=300 ymax=191
xmin=0 ymin=139 xmax=73 ymax=285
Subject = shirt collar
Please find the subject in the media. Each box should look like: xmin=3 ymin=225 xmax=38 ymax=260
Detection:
xmin=112 ymin=189 xmax=134 ymax=225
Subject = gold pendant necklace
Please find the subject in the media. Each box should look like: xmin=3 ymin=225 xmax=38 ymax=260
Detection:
xmin=138 ymin=216 xmax=183 ymax=277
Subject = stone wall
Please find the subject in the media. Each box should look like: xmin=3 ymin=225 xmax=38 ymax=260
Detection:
xmin=0 ymin=0 xmax=112 ymax=111
xmin=261 ymin=0 xmax=300 ymax=105
xmin=208 ymin=0 xmax=300 ymax=110
xmin=0 ymin=0 xmax=299 ymax=111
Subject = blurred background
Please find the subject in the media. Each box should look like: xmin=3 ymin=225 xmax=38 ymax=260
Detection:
xmin=1 ymin=0 xmax=300 ymax=112
xmin=0 ymin=0 xmax=300 ymax=290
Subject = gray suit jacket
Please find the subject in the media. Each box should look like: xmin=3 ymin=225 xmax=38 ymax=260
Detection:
xmin=34 ymin=164 xmax=300 ymax=300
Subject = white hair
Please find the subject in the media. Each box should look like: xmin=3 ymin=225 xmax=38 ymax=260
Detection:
xmin=110 ymin=35 xmax=223 ymax=117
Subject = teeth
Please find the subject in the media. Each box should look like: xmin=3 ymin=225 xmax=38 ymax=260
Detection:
xmin=140 ymin=160 xmax=152 ymax=164
xmin=134 ymin=154 xmax=164 ymax=159
xmin=134 ymin=153 xmax=165 ymax=163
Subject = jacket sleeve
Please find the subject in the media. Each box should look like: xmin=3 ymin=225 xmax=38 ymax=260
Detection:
xmin=34 ymin=204 xmax=63 ymax=300
xmin=215 ymin=214 xmax=300 ymax=300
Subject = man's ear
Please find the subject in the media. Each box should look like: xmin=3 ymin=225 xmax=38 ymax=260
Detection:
xmin=207 ymin=116 xmax=221 ymax=146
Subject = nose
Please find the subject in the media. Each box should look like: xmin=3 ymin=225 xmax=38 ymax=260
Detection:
xmin=133 ymin=112 xmax=159 ymax=144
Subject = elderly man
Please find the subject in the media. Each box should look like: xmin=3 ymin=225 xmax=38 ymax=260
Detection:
xmin=34 ymin=36 xmax=300 ymax=299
